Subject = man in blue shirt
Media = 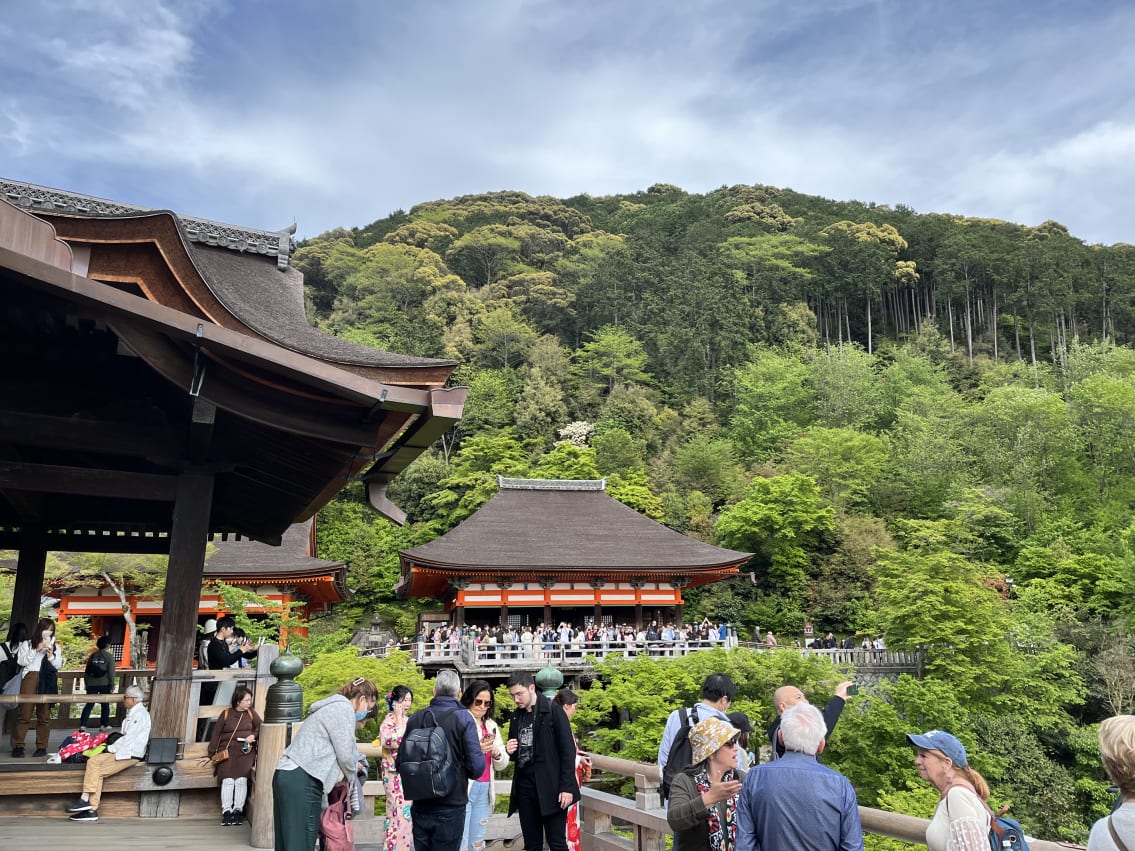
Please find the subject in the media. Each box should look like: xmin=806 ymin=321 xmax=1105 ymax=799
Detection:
xmin=737 ymin=702 xmax=863 ymax=851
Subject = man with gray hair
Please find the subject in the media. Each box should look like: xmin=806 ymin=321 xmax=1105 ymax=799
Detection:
xmin=67 ymin=685 xmax=151 ymax=822
xmin=736 ymin=702 xmax=863 ymax=851
xmin=399 ymin=668 xmax=485 ymax=851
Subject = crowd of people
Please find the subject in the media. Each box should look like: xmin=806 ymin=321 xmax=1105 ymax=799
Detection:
xmin=414 ymin=619 xmax=735 ymax=662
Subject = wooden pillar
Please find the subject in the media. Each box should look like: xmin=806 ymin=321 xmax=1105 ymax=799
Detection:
xmin=630 ymin=578 xmax=646 ymax=630
xmin=539 ymin=577 xmax=555 ymax=627
xmin=498 ymin=580 xmax=512 ymax=627
xmin=589 ymin=578 xmax=606 ymax=628
xmin=251 ymin=718 xmax=299 ymax=848
xmin=148 ymin=470 xmax=214 ymax=742
xmin=11 ymin=529 xmax=46 ymax=630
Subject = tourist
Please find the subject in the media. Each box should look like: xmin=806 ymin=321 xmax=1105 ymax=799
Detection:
xmin=766 ymin=681 xmax=852 ymax=760
xmin=198 ymin=617 xmax=217 ymax=668
xmin=737 ymin=703 xmax=863 ymax=851
xmin=65 ymin=685 xmax=151 ymax=822
xmin=658 ymin=674 xmax=736 ymax=774
xmin=200 ymin=616 xmax=258 ymax=708
xmin=906 ymin=729 xmax=990 ymax=851
xmin=727 ymin=711 xmax=756 ymax=770
xmin=460 ymin=679 xmax=509 ymax=851
xmin=79 ymin=635 xmax=116 ymax=733
xmin=379 ymin=685 xmax=414 ymax=851
xmin=400 ymin=669 xmax=485 ymax=851
xmin=273 ymin=677 xmax=377 ymax=851
xmin=1089 ymin=715 xmax=1135 ymax=849
xmin=666 ymin=717 xmax=745 ymax=851
xmin=11 ymin=616 xmax=63 ymax=758
xmin=763 ymin=629 xmax=778 ymax=648
xmin=200 ymin=684 xmax=261 ymax=826
xmin=554 ymin=688 xmax=592 ymax=851
xmin=505 ymin=671 xmax=580 ymax=851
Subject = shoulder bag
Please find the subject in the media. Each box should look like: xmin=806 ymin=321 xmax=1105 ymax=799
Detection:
xmin=210 ymin=709 xmax=244 ymax=765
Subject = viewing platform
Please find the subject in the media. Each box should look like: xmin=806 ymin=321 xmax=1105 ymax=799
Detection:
xmin=365 ymin=639 xmax=924 ymax=680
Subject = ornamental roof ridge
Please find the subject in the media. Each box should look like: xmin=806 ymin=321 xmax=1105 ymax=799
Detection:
xmin=496 ymin=477 xmax=606 ymax=491
xmin=1 ymin=177 xmax=298 ymax=269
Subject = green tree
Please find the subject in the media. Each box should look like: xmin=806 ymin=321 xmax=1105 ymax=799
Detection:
xmin=573 ymin=326 xmax=652 ymax=393
xmin=785 ymin=426 xmax=888 ymax=513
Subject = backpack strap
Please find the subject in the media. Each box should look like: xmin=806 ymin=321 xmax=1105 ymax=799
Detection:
xmin=1111 ymin=815 xmax=1132 ymax=851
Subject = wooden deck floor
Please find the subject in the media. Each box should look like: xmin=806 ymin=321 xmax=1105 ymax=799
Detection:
xmin=0 ymin=815 xmax=386 ymax=849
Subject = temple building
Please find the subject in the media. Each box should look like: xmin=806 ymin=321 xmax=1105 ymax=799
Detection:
xmin=52 ymin=520 xmax=346 ymax=664
xmin=0 ymin=177 xmax=464 ymax=744
xmin=398 ymin=478 xmax=753 ymax=628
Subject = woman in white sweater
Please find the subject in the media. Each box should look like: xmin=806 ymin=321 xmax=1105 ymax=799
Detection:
xmin=459 ymin=678 xmax=509 ymax=851
xmin=12 ymin=617 xmax=63 ymax=758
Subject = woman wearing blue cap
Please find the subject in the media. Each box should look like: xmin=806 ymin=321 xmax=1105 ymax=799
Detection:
xmin=906 ymin=729 xmax=990 ymax=850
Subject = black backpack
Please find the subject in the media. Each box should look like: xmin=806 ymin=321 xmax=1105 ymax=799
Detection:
xmin=0 ymin=643 xmax=18 ymax=685
xmin=85 ymin=650 xmax=109 ymax=679
xmin=398 ymin=708 xmax=457 ymax=800
xmin=660 ymin=706 xmax=699 ymax=802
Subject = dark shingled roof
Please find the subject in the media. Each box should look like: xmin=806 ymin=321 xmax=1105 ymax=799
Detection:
xmin=205 ymin=519 xmax=343 ymax=577
xmin=401 ymin=478 xmax=753 ymax=571
xmin=187 ymin=243 xmax=456 ymax=369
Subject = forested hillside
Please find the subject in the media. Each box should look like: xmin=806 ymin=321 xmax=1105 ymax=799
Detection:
xmin=303 ymin=183 xmax=1135 ymax=840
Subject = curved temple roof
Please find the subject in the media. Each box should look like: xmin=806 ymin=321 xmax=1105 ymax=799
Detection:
xmin=399 ymin=478 xmax=753 ymax=598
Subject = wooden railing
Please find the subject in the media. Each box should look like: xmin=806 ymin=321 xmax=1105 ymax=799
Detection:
xmin=577 ymin=753 xmax=1068 ymax=851
xmin=365 ymin=639 xmax=923 ymax=676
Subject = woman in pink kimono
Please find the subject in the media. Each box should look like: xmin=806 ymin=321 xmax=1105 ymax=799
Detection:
xmin=378 ymin=685 xmax=414 ymax=851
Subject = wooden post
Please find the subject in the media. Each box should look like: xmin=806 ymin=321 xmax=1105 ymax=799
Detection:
xmin=11 ymin=531 xmax=46 ymax=630
xmin=148 ymin=470 xmax=214 ymax=743
xmin=251 ymin=718 xmax=300 ymax=847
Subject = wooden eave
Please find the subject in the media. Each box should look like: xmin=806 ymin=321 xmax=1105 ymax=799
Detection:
xmin=38 ymin=211 xmax=457 ymax=389
xmin=0 ymin=215 xmax=464 ymax=550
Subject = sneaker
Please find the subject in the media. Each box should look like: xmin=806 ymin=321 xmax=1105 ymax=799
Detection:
xmin=10 ymin=748 xmax=24 ymax=758
xmin=70 ymin=810 xmax=99 ymax=822
xmin=99 ymin=726 xmax=113 ymax=733
xmin=231 ymin=808 xmax=243 ymax=825
xmin=33 ymin=748 xmax=47 ymax=757
xmin=66 ymin=800 xmax=92 ymax=814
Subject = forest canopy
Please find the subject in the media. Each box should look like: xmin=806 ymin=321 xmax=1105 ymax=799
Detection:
xmin=301 ymin=183 xmax=1135 ymax=843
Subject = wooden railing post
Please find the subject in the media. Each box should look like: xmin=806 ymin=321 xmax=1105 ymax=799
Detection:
xmin=633 ymin=772 xmax=666 ymax=851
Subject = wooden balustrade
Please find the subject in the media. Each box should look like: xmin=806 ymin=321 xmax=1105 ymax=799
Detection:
xmin=577 ymin=753 xmax=1069 ymax=851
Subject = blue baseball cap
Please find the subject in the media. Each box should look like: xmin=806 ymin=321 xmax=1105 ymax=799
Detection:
xmin=906 ymin=730 xmax=967 ymax=768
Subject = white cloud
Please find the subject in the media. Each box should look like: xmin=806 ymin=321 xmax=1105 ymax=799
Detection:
xmin=1 ymin=0 xmax=1134 ymax=244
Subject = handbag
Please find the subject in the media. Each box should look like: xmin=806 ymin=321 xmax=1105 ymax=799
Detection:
xmin=1 ymin=670 xmax=21 ymax=711
xmin=319 ymin=781 xmax=354 ymax=851
xmin=209 ymin=709 xmax=244 ymax=765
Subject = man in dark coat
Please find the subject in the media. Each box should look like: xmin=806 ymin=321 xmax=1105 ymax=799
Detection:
xmin=505 ymin=671 xmax=580 ymax=851
xmin=766 ymin=681 xmax=853 ymax=759
xmin=398 ymin=669 xmax=485 ymax=851
xmin=200 ymin=616 xmax=258 ymax=707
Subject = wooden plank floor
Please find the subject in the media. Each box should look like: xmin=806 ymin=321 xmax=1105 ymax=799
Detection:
xmin=0 ymin=816 xmax=386 ymax=849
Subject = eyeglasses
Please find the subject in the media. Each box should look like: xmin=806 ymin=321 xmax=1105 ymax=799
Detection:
xmin=472 ymin=698 xmax=491 ymax=707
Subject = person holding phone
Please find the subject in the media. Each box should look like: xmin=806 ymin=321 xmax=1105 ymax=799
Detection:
xmin=667 ymin=716 xmax=746 ymax=851
xmin=379 ymin=685 xmax=414 ymax=851
xmin=11 ymin=617 xmax=63 ymax=758
xmin=766 ymin=680 xmax=855 ymax=760
xmin=459 ymin=679 xmax=509 ymax=851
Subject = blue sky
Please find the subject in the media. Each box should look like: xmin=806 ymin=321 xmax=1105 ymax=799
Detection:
xmin=3 ymin=0 xmax=1133 ymax=244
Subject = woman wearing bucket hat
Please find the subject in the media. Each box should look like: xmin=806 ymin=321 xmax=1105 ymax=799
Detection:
xmin=667 ymin=716 xmax=745 ymax=851
xmin=906 ymin=729 xmax=990 ymax=850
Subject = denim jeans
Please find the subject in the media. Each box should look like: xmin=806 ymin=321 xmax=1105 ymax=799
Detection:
xmin=460 ymin=780 xmax=492 ymax=851
xmin=412 ymin=803 xmax=467 ymax=851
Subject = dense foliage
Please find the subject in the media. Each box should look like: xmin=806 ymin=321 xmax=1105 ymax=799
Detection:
xmin=302 ymin=183 xmax=1135 ymax=841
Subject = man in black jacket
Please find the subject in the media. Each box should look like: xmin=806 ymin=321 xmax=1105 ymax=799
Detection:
xmin=766 ymin=681 xmax=853 ymax=759
xmin=400 ymin=669 xmax=485 ymax=851
xmin=200 ymin=616 xmax=258 ymax=707
xmin=506 ymin=671 xmax=580 ymax=851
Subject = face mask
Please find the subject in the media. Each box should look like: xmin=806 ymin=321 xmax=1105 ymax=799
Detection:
xmin=355 ymin=710 xmax=369 ymax=722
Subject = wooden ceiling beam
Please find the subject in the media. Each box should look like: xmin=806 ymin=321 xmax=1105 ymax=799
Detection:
xmin=0 ymin=409 xmax=183 ymax=465
xmin=0 ymin=460 xmax=178 ymax=501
